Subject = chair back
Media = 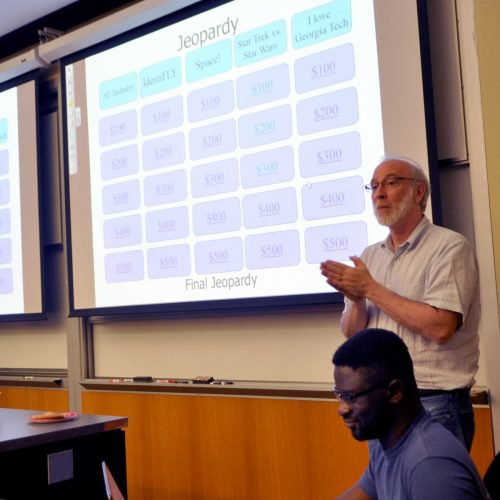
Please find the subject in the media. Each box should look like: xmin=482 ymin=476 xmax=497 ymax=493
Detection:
xmin=483 ymin=452 xmax=500 ymax=499
xmin=102 ymin=461 xmax=125 ymax=500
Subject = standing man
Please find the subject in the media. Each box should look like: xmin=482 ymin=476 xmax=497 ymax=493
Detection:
xmin=332 ymin=328 xmax=489 ymax=499
xmin=320 ymin=156 xmax=480 ymax=450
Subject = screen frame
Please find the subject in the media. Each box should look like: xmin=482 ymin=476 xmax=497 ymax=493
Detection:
xmin=61 ymin=0 xmax=439 ymax=318
xmin=0 ymin=69 xmax=46 ymax=322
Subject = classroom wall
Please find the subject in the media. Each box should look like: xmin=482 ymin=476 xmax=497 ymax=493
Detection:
xmin=0 ymin=245 xmax=67 ymax=368
xmin=468 ymin=0 xmax=500 ymax=448
xmin=474 ymin=1 xmax=500 ymax=319
xmin=0 ymin=0 xmax=496 ymax=436
xmin=93 ymin=307 xmax=343 ymax=381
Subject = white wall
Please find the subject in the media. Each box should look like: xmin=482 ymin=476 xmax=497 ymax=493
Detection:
xmin=0 ymin=0 xmax=493 ymax=397
xmin=0 ymin=246 xmax=67 ymax=368
xmin=92 ymin=307 xmax=343 ymax=381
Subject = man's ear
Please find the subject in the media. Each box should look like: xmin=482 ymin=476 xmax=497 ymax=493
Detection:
xmin=387 ymin=379 xmax=404 ymax=404
xmin=414 ymin=181 xmax=425 ymax=205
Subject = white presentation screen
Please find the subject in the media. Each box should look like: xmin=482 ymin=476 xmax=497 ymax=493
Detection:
xmin=0 ymin=72 xmax=44 ymax=320
xmin=62 ymin=0 xmax=435 ymax=316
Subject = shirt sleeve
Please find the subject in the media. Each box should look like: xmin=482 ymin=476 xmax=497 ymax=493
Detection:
xmin=407 ymin=456 xmax=488 ymax=499
xmin=423 ymin=237 xmax=479 ymax=320
xmin=358 ymin=465 xmax=377 ymax=499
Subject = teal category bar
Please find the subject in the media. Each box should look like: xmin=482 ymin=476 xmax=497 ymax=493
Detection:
xmin=234 ymin=20 xmax=287 ymax=68
xmin=139 ymin=57 xmax=182 ymax=98
xmin=292 ymin=0 xmax=352 ymax=49
xmin=99 ymin=72 xmax=138 ymax=110
xmin=0 ymin=118 xmax=7 ymax=144
xmin=186 ymin=39 xmax=233 ymax=83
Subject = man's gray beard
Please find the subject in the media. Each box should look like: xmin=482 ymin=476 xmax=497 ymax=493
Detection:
xmin=374 ymin=189 xmax=415 ymax=227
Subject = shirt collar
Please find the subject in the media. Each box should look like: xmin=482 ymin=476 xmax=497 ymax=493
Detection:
xmin=380 ymin=216 xmax=430 ymax=252
xmin=381 ymin=410 xmax=428 ymax=456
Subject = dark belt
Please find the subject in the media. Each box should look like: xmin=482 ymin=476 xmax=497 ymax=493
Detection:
xmin=418 ymin=388 xmax=470 ymax=398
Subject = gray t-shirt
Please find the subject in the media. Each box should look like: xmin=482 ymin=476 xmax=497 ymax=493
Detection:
xmin=359 ymin=411 xmax=490 ymax=499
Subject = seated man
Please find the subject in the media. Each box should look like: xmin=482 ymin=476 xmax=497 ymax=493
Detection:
xmin=332 ymin=328 xmax=489 ymax=499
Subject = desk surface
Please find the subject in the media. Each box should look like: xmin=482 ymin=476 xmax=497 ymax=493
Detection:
xmin=0 ymin=408 xmax=128 ymax=453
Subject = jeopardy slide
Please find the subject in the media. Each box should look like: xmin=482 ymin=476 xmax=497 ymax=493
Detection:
xmin=0 ymin=85 xmax=24 ymax=313
xmin=64 ymin=0 xmax=428 ymax=313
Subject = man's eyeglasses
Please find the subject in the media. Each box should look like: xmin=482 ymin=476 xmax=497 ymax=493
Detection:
xmin=364 ymin=175 xmax=417 ymax=192
xmin=332 ymin=382 xmax=386 ymax=405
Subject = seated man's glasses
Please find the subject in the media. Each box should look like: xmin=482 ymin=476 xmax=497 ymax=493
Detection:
xmin=332 ymin=382 xmax=386 ymax=406
xmin=365 ymin=175 xmax=417 ymax=192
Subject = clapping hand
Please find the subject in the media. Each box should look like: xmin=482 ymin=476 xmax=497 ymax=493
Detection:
xmin=320 ymin=256 xmax=372 ymax=301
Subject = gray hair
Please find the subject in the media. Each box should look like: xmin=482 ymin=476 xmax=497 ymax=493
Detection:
xmin=380 ymin=155 xmax=430 ymax=212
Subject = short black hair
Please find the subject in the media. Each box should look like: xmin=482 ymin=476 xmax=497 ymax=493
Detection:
xmin=333 ymin=329 xmax=418 ymax=393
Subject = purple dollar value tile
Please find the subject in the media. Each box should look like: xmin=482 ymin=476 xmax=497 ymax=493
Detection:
xmin=102 ymin=179 xmax=141 ymax=215
xmin=304 ymin=220 xmax=368 ymax=263
xmin=296 ymin=87 xmax=358 ymax=135
xmin=0 ymin=238 xmax=12 ymax=264
xmin=0 ymin=208 xmax=11 ymax=235
xmin=147 ymin=243 xmax=191 ymax=278
xmin=0 ymin=268 xmax=13 ymax=294
xmin=143 ymin=170 xmax=187 ymax=207
xmin=145 ymin=206 xmax=189 ymax=242
xmin=194 ymin=237 xmax=244 ymax=274
xmin=0 ymin=150 xmax=8 ymax=175
xmin=191 ymin=158 xmax=239 ymax=198
xmin=192 ymin=197 xmax=241 ymax=236
xmin=240 ymin=146 xmax=294 ymax=189
xmin=238 ymin=104 xmax=292 ymax=149
xmin=142 ymin=132 xmax=185 ymax=171
xmin=301 ymin=175 xmax=365 ymax=220
xmin=105 ymin=250 xmax=144 ymax=283
xmin=189 ymin=119 xmax=237 ymax=160
xmin=103 ymin=214 xmax=142 ymax=249
xmin=294 ymin=43 xmax=355 ymax=93
xmin=99 ymin=110 xmax=137 ymax=147
xmin=299 ymin=131 xmax=361 ymax=178
xmin=236 ymin=64 xmax=290 ymax=109
xmin=0 ymin=179 xmax=10 ymax=205
xmin=244 ymin=229 xmax=300 ymax=270
xmin=101 ymin=144 xmax=139 ymax=181
xmin=141 ymin=96 xmax=183 ymax=135
xmin=187 ymin=80 xmax=234 ymax=123
xmin=242 ymin=187 xmax=297 ymax=229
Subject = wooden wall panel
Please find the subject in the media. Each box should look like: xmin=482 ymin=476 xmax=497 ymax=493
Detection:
xmin=82 ymin=391 xmax=369 ymax=500
xmin=83 ymin=392 xmax=495 ymax=499
xmin=1 ymin=387 xmax=492 ymax=498
xmin=471 ymin=406 xmax=495 ymax=476
xmin=0 ymin=387 xmax=69 ymax=412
